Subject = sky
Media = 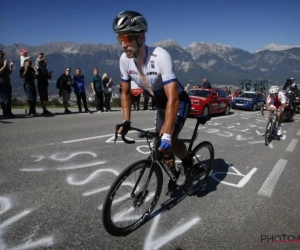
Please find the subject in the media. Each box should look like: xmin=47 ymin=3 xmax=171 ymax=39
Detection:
xmin=1 ymin=0 xmax=300 ymax=53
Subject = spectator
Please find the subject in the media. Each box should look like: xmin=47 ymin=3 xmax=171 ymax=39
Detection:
xmin=184 ymin=83 xmax=191 ymax=92
xmin=57 ymin=67 xmax=72 ymax=114
xmin=20 ymin=49 xmax=31 ymax=67
xmin=90 ymin=68 xmax=104 ymax=113
xmin=19 ymin=59 xmax=39 ymax=116
xmin=202 ymin=78 xmax=212 ymax=88
xmin=0 ymin=50 xmax=15 ymax=118
xmin=233 ymin=88 xmax=239 ymax=97
xmin=73 ymin=68 xmax=91 ymax=113
xmin=35 ymin=53 xmax=46 ymax=69
xmin=37 ymin=60 xmax=52 ymax=115
xmin=102 ymin=73 xmax=113 ymax=112
xmin=142 ymin=90 xmax=156 ymax=110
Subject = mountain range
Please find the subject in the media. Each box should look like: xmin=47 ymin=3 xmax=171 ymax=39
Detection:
xmin=1 ymin=40 xmax=299 ymax=94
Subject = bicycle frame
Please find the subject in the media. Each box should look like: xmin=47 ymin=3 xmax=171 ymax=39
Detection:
xmin=114 ymin=115 xmax=211 ymax=197
xmin=262 ymin=108 xmax=280 ymax=140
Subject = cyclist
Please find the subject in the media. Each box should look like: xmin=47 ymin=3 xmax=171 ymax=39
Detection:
xmin=113 ymin=10 xmax=192 ymax=186
xmin=265 ymin=86 xmax=286 ymax=136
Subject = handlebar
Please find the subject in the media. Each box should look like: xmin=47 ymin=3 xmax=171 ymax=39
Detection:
xmin=261 ymin=107 xmax=280 ymax=116
xmin=114 ymin=125 xmax=159 ymax=144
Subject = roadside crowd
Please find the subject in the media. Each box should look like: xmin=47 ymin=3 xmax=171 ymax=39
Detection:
xmin=0 ymin=49 xmax=115 ymax=117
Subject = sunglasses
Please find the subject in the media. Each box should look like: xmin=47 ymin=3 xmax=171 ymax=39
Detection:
xmin=117 ymin=33 xmax=141 ymax=44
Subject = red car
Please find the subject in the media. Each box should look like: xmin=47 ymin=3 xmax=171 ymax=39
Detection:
xmin=188 ymin=88 xmax=232 ymax=116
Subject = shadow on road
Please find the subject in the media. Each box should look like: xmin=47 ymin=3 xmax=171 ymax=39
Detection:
xmin=196 ymin=158 xmax=229 ymax=197
xmin=0 ymin=120 xmax=13 ymax=124
xmin=137 ymin=158 xmax=229 ymax=231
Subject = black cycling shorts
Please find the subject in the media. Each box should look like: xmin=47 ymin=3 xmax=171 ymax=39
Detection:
xmin=155 ymin=90 xmax=191 ymax=132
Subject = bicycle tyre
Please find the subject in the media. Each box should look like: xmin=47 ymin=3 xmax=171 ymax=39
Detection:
xmin=191 ymin=141 xmax=214 ymax=181
xmin=102 ymin=159 xmax=163 ymax=237
xmin=265 ymin=119 xmax=273 ymax=146
xmin=183 ymin=141 xmax=214 ymax=195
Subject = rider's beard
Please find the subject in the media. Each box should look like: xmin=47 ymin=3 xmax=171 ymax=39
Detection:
xmin=124 ymin=47 xmax=137 ymax=58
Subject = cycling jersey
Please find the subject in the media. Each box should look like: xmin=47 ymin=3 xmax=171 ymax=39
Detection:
xmin=119 ymin=45 xmax=191 ymax=131
xmin=266 ymin=91 xmax=286 ymax=109
xmin=120 ymin=46 xmax=186 ymax=108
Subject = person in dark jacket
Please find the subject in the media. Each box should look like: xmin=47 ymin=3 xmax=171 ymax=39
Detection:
xmin=202 ymin=78 xmax=212 ymax=89
xmin=73 ymin=68 xmax=91 ymax=113
xmin=102 ymin=73 xmax=113 ymax=112
xmin=0 ymin=50 xmax=15 ymax=118
xmin=19 ymin=59 xmax=39 ymax=116
xmin=58 ymin=67 xmax=72 ymax=114
xmin=90 ymin=68 xmax=103 ymax=112
xmin=37 ymin=60 xmax=52 ymax=115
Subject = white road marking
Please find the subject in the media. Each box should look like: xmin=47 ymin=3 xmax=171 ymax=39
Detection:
xmin=296 ymin=129 xmax=300 ymax=136
xmin=258 ymin=159 xmax=287 ymax=197
xmin=62 ymin=127 xmax=155 ymax=144
xmin=62 ymin=113 xmax=236 ymax=144
xmin=285 ymin=139 xmax=298 ymax=152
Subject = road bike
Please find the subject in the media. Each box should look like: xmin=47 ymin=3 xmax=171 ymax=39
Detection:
xmin=102 ymin=115 xmax=214 ymax=237
xmin=262 ymin=108 xmax=281 ymax=146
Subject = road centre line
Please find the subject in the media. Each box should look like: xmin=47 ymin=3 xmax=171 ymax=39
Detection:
xmin=258 ymin=159 xmax=288 ymax=197
xmin=285 ymin=139 xmax=298 ymax=152
xmin=296 ymin=129 xmax=300 ymax=136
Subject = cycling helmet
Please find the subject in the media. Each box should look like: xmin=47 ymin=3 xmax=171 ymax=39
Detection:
xmin=113 ymin=11 xmax=148 ymax=33
xmin=269 ymin=86 xmax=279 ymax=94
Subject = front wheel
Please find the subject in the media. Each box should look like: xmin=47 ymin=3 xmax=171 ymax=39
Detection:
xmin=265 ymin=119 xmax=273 ymax=146
xmin=102 ymin=159 xmax=163 ymax=237
xmin=184 ymin=141 xmax=214 ymax=195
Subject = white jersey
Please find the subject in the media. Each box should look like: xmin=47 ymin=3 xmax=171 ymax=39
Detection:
xmin=266 ymin=91 xmax=286 ymax=106
xmin=119 ymin=46 xmax=184 ymax=100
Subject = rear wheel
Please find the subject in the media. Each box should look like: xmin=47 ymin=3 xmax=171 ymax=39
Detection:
xmin=183 ymin=141 xmax=214 ymax=195
xmin=102 ymin=159 xmax=163 ymax=236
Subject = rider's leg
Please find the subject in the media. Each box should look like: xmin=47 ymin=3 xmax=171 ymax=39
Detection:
xmin=276 ymin=111 xmax=282 ymax=135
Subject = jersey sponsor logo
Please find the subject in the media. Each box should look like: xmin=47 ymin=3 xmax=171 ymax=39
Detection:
xmin=177 ymin=101 xmax=185 ymax=117
xmin=129 ymin=70 xmax=137 ymax=75
xmin=146 ymin=71 xmax=157 ymax=75
xmin=150 ymin=60 xmax=155 ymax=68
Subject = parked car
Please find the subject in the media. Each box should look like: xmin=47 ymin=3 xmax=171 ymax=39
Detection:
xmin=231 ymin=91 xmax=265 ymax=111
xmin=188 ymin=88 xmax=232 ymax=116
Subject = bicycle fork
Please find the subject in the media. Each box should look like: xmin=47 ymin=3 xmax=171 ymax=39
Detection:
xmin=130 ymin=161 xmax=156 ymax=200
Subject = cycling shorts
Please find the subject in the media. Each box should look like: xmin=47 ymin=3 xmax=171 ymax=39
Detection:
xmin=269 ymin=104 xmax=282 ymax=110
xmin=155 ymin=90 xmax=191 ymax=132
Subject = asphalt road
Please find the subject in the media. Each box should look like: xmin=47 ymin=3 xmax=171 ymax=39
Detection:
xmin=1 ymin=107 xmax=300 ymax=250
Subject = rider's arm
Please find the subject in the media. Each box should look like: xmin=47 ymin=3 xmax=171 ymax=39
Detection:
xmin=119 ymin=53 xmax=131 ymax=122
xmin=279 ymin=92 xmax=286 ymax=110
xmin=265 ymin=95 xmax=271 ymax=108
xmin=121 ymin=81 xmax=131 ymax=122
xmin=163 ymin=82 xmax=180 ymax=135
xmin=159 ymin=48 xmax=180 ymax=135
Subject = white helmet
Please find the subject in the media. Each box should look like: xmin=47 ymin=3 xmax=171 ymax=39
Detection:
xmin=269 ymin=86 xmax=279 ymax=94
